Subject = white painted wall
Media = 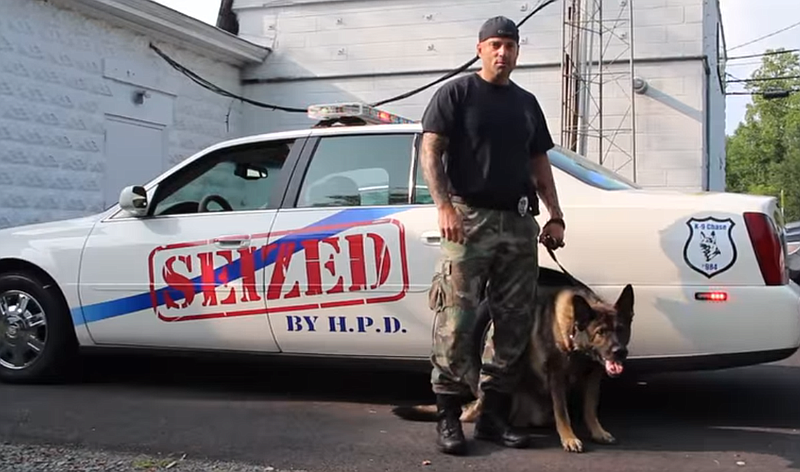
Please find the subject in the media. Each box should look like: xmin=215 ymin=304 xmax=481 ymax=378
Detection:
xmin=234 ymin=0 xmax=723 ymax=191
xmin=0 ymin=0 xmax=249 ymax=229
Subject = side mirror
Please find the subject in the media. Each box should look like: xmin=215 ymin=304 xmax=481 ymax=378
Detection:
xmin=119 ymin=185 xmax=148 ymax=217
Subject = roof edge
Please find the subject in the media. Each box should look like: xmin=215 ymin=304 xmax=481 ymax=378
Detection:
xmin=52 ymin=0 xmax=270 ymax=66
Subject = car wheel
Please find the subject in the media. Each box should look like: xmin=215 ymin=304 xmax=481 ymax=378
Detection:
xmin=0 ymin=271 xmax=79 ymax=384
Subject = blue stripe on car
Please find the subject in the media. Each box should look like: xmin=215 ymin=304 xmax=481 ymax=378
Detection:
xmin=72 ymin=207 xmax=409 ymax=325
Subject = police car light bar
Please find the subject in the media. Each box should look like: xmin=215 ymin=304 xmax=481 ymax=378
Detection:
xmin=307 ymin=102 xmax=415 ymax=125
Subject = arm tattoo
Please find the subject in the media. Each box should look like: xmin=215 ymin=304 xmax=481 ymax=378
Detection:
xmin=531 ymin=152 xmax=563 ymax=220
xmin=420 ymin=132 xmax=453 ymax=208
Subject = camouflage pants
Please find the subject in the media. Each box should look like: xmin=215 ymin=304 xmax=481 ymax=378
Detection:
xmin=429 ymin=201 xmax=540 ymax=397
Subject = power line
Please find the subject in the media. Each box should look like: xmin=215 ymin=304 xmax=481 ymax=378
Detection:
xmin=725 ymin=75 xmax=800 ymax=83
xmin=149 ymin=0 xmax=561 ymax=113
xmin=726 ymin=48 xmax=800 ymax=61
xmin=372 ymin=0 xmax=558 ymax=106
xmin=149 ymin=43 xmax=307 ymax=113
xmin=728 ymin=20 xmax=800 ymax=51
xmin=726 ymin=60 xmax=773 ymax=68
xmin=725 ymin=71 xmax=747 ymax=82
xmin=725 ymin=89 xmax=799 ymax=97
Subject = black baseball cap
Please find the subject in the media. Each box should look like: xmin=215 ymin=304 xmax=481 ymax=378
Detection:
xmin=478 ymin=16 xmax=520 ymax=43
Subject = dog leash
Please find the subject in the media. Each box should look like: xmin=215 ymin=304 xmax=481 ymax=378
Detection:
xmin=544 ymin=243 xmax=591 ymax=291
xmin=545 ymin=245 xmax=570 ymax=277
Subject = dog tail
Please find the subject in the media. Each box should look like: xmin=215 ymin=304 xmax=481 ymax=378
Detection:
xmin=391 ymin=404 xmax=439 ymax=422
xmin=392 ymin=398 xmax=482 ymax=423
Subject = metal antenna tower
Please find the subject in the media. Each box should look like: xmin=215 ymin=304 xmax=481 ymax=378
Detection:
xmin=560 ymin=0 xmax=638 ymax=182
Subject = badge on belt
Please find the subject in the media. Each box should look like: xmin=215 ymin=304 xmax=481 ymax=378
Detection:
xmin=517 ymin=196 xmax=529 ymax=217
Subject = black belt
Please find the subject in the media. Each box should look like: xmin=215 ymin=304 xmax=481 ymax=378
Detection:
xmin=451 ymin=195 xmax=531 ymax=216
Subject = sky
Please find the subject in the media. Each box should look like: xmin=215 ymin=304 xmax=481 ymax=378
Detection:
xmin=154 ymin=0 xmax=220 ymax=25
xmin=152 ymin=0 xmax=800 ymax=136
xmin=720 ymin=0 xmax=800 ymax=135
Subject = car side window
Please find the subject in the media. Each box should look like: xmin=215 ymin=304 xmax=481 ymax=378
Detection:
xmin=296 ymin=134 xmax=414 ymax=208
xmin=412 ymin=151 xmax=433 ymax=205
xmin=149 ymin=139 xmax=295 ymax=216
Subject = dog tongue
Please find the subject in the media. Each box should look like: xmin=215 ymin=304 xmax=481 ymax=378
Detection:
xmin=605 ymin=360 xmax=624 ymax=376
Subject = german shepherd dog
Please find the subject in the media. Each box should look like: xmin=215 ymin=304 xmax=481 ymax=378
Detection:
xmin=393 ymin=275 xmax=635 ymax=453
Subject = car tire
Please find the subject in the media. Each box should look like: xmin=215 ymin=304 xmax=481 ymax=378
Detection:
xmin=0 ymin=271 xmax=79 ymax=384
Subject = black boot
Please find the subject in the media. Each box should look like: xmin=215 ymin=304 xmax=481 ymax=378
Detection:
xmin=474 ymin=389 xmax=531 ymax=448
xmin=435 ymin=394 xmax=467 ymax=455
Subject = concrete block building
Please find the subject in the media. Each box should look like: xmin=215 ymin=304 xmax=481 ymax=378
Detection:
xmin=0 ymin=0 xmax=727 ymax=229
xmin=232 ymin=0 xmax=727 ymax=191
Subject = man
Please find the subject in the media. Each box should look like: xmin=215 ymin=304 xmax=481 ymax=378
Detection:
xmin=419 ymin=16 xmax=566 ymax=455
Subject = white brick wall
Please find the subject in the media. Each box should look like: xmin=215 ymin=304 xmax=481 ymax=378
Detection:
xmin=0 ymin=0 xmax=248 ymax=229
xmin=236 ymin=0 xmax=706 ymax=80
xmin=235 ymin=0 xmax=715 ymax=190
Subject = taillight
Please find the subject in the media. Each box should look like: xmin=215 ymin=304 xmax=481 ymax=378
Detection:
xmin=695 ymin=291 xmax=728 ymax=301
xmin=744 ymin=212 xmax=787 ymax=285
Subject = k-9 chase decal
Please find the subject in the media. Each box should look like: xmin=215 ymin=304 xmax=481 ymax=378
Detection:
xmin=148 ymin=219 xmax=409 ymax=323
xmin=683 ymin=216 xmax=737 ymax=278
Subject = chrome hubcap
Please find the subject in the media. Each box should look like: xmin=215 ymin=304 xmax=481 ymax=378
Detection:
xmin=0 ymin=290 xmax=47 ymax=370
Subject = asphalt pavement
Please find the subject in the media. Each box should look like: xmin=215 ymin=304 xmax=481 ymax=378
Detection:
xmin=1 ymin=348 xmax=799 ymax=472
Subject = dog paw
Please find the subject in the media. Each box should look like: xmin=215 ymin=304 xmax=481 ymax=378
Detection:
xmin=591 ymin=430 xmax=617 ymax=445
xmin=561 ymin=437 xmax=584 ymax=453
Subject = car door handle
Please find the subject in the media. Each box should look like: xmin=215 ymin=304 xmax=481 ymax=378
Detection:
xmin=213 ymin=235 xmax=250 ymax=249
xmin=420 ymin=230 xmax=441 ymax=245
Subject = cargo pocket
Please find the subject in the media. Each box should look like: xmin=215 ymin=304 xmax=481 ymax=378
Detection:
xmin=428 ymin=260 xmax=453 ymax=312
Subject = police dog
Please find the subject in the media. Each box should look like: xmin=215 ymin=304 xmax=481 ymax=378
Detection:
xmin=393 ymin=278 xmax=635 ymax=453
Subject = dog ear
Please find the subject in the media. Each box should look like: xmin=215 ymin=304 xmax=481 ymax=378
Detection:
xmin=615 ymin=284 xmax=635 ymax=321
xmin=572 ymin=293 xmax=595 ymax=331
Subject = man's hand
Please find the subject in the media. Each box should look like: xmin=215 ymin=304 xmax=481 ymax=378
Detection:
xmin=438 ymin=203 xmax=465 ymax=244
xmin=539 ymin=218 xmax=565 ymax=250
xmin=530 ymin=150 xmax=565 ymax=251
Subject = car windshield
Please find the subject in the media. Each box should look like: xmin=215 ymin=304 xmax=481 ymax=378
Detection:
xmin=547 ymin=145 xmax=641 ymax=190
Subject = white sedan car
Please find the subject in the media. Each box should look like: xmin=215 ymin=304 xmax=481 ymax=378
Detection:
xmin=1 ymin=104 xmax=799 ymax=384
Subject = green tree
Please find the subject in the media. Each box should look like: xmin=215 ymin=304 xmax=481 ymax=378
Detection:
xmin=725 ymin=48 xmax=800 ymax=219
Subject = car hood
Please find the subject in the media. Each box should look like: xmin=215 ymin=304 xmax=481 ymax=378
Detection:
xmin=0 ymin=213 xmax=104 ymax=246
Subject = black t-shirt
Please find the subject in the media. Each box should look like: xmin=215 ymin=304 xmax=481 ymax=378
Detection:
xmin=421 ymin=73 xmax=554 ymax=213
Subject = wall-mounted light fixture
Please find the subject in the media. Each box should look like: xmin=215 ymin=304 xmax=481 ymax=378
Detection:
xmin=633 ymin=77 xmax=649 ymax=95
xmin=132 ymin=89 xmax=150 ymax=105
